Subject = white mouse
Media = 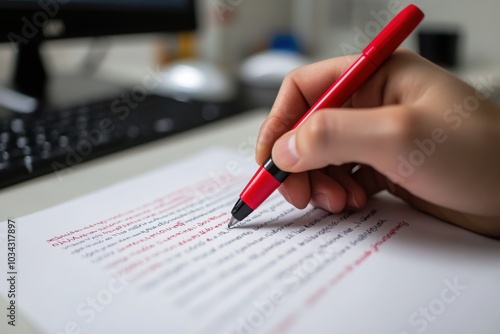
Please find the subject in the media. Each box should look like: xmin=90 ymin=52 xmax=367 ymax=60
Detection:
xmin=239 ymin=50 xmax=310 ymax=88
xmin=154 ymin=59 xmax=236 ymax=102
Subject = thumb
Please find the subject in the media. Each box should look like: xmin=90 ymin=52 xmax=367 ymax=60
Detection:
xmin=271 ymin=105 xmax=415 ymax=181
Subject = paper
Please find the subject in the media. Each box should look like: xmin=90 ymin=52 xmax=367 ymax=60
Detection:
xmin=1 ymin=148 xmax=500 ymax=334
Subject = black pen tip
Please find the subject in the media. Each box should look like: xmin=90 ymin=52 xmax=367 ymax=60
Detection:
xmin=228 ymin=217 xmax=239 ymax=229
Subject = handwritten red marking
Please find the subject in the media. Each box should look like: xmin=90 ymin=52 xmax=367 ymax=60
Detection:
xmin=304 ymin=221 xmax=409 ymax=307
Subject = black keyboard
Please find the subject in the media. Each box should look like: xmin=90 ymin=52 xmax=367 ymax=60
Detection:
xmin=0 ymin=93 xmax=240 ymax=189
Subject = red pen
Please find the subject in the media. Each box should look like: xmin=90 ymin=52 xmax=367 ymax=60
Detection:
xmin=228 ymin=4 xmax=424 ymax=228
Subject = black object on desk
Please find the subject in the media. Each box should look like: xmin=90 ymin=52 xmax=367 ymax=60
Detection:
xmin=0 ymin=92 xmax=239 ymax=189
xmin=418 ymin=26 xmax=461 ymax=68
xmin=0 ymin=0 xmax=247 ymax=189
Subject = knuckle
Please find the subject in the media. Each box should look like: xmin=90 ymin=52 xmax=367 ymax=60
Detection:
xmin=279 ymin=68 xmax=303 ymax=94
xmin=299 ymin=111 xmax=335 ymax=163
xmin=267 ymin=115 xmax=289 ymax=136
xmin=387 ymin=48 xmax=421 ymax=67
xmin=258 ymin=115 xmax=289 ymax=145
xmin=384 ymin=106 xmax=422 ymax=151
xmin=286 ymin=65 xmax=309 ymax=83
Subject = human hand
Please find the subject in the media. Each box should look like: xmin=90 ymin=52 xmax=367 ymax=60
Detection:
xmin=256 ymin=49 xmax=500 ymax=238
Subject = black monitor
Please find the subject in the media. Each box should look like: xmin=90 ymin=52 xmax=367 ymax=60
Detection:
xmin=0 ymin=0 xmax=196 ymax=97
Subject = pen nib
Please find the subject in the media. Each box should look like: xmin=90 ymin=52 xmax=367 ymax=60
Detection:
xmin=228 ymin=217 xmax=239 ymax=229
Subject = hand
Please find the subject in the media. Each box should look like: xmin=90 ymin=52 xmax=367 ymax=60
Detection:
xmin=256 ymin=49 xmax=500 ymax=238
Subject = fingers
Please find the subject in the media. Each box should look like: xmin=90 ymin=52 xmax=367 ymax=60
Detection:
xmin=308 ymin=170 xmax=347 ymax=213
xmin=277 ymin=172 xmax=311 ymax=209
xmin=271 ymin=105 xmax=416 ymax=180
xmin=256 ymin=49 xmax=456 ymax=165
xmin=350 ymin=49 xmax=441 ymax=108
xmin=253 ymin=48 xmax=500 ymax=238
xmin=255 ymin=55 xmax=360 ymax=164
xmin=351 ymin=164 xmax=390 ymax=197
xmin=279 ymin=165 xmax=367 ymax=213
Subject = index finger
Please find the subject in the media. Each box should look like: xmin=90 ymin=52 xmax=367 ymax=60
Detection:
xmin=255 ymin=54 xmax=360 ymax=164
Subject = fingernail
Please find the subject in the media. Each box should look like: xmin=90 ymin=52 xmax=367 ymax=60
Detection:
xmin=312 ymin=193 xmax=332 ymax=212
xmin=274 ymin=133 xmax=299 ymax=167
xmin=351 ymin=192 xmax=360 ymax=209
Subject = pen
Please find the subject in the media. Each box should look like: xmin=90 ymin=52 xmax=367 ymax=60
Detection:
xmin=228 ymin=4 xmax=424 ymax=229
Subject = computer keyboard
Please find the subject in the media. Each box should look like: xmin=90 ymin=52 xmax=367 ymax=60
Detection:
xmin=0 ymin=93 xmax=240 ymax=189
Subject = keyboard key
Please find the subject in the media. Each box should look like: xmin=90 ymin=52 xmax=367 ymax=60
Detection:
xmin=0 ymin=93 xmax=240 ymax=189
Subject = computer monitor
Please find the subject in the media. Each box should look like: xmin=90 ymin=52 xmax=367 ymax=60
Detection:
xmin=0 ymin=0 xmax=196 ymax=97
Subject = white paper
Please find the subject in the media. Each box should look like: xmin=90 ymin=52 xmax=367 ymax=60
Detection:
xmin=1 ymin=148 xmax=500 ymax=334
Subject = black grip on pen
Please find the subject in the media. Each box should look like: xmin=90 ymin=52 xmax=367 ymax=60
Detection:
xmin=263 ymin=157 xmax=289 ymax=183
xmin=231 ymin=198 xmax=253 ymax=221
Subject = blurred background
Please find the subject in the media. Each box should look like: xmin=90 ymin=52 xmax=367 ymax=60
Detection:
xmin=1 ymin=0 xmax=499 ymax=107
xmin=0 ymin=0 xmax=499 ymax=191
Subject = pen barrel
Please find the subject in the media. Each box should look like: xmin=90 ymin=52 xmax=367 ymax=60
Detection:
xmin=232 ymin=4 xmax=425 ymax=224
xmin=293 ymin=55 xmax=378 ymax=129
xmin=239 ymin=157 xmax=287 ymax=210
xmin=263 ymin=157 xmax=289 ymax=182
xmin=364 ymin=4 xmax=424 ymax=66
xmin=292 ymin=6 xmax=423 ymax=129
xmin=240 ymin=55 xmax=378 ymax=213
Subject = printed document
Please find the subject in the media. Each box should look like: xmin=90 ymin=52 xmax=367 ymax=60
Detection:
xmin=1 ymin=148 xmax=499 ymax=334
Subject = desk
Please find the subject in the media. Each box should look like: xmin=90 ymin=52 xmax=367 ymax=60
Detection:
xmin=0 ymin=109 xmax=268 ymax=333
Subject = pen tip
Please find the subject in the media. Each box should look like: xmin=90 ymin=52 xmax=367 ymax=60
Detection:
xmin=228 ymin=217 xmax=239 ymax=229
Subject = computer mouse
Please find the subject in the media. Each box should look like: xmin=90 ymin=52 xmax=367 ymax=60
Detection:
xmin=239 ymin=50 xmax=310 ymax=88
xmin=154 ymin=59 xmax=236 ymax=102
xmin=239 ymin=50 xmax=310 ymax=107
